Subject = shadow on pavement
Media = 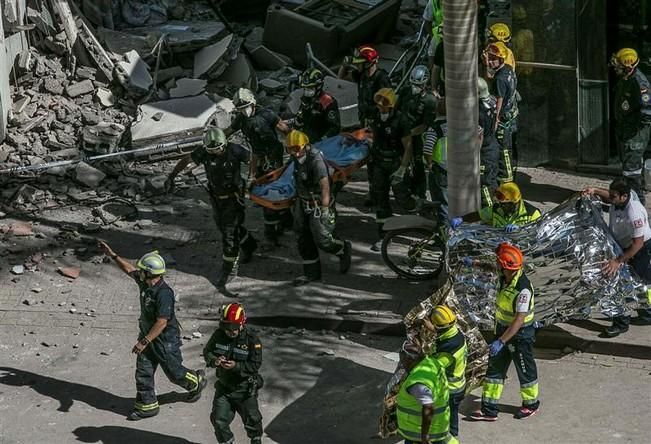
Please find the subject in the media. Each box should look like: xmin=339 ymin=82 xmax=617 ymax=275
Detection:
xmin=516 ymin=171 xmax=577 ymax=205
xmin=0 ymin=366 xmax=131 ymax=415
xmin=265 ymin=357 xmax=401 ymax=444
xmin=72 ymin=426 xmax=201 ymax=444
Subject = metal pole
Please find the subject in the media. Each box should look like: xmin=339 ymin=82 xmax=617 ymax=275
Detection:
xmin=305 ymin=43 xmax=338 ymax=78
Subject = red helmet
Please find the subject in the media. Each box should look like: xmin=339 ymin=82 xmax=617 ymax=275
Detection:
xmin=352 ymin=45 xmax=379 ymax=64
xmin=496 ymin=243 xmax=523 ymax=270
xmin=222 ymin=303 xmax=246 ymax=325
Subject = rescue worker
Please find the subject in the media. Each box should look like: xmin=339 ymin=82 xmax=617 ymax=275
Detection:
xmin=422 ymin=0 xmax=444 ymax=94
xmin=165 ymin=128 xmax=257 ymax=297
xmin=484 ymin=22 xmax=516 ymax=70
xmin=422 ymin=306 xmax=468 ymax=438
xmin=611 ymin=48 xmax=651 ymax=205
xmin=286 ymin=130 xmax=352 ymax=285
xmin=484 ymin=42 xmax=519 ymax=184
xmin=396 ymin=342 xmax=458 ymax=444
xmin=204 ymin=303 xmax=263 ymax=444
xmin=423 ymin=99 xmax=449 ymax=227
xmin=295 ymin=68 xmax=341 ymax=142
xmin=451 ymin=182 xmax=541 ymax=231
xmin=338 ymin=45 xmax=391 ymax=207
xmin=370 ymin=88 xmax=414 ymax=251
xmin=98 ymin=242 xmax=207 ymax=420
xmin=400 ymin=65 xmax=438 ymax=199
xmin=478 ymin=77 xmax=501 ymax=207
xmin=583 ymin=179 xmax=651 ymax=337
xmin=470 ymin=243 xmax=541 ymax=421
xmin=230 ymin=88 xmax=292 ymax=245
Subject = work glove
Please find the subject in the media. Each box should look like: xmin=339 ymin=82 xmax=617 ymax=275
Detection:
xmin=450 ymin=217 xmax=463 ymax=230
xmin=461 ymin=256 xmax=474 ymax=268
xmin=489 ymin=339 xmax=504 ymax=357
xmin=505 ymin=223 xmax=519 ymax=233
xmin=390 ymin=165 xmax=407 ymax=185
xmin=320 ymin=206 xmax=333 ymax=225
xmin=163 ymin=177 xmax=175 ymax=193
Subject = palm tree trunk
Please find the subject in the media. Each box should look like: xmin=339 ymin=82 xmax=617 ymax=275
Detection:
xmin=443 ymin=0 xmax=480 ymax=216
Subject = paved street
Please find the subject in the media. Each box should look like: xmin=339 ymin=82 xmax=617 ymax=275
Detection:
xmin=1 ymin=167 xmax=650 ymax=443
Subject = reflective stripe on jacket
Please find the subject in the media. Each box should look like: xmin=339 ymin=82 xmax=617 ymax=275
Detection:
xmin=495 ymin=268 xmax=535 ymax=327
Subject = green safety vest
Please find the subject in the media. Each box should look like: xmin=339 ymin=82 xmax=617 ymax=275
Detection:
xmin=479 ymin=200 xmax=541 ymax=228
xmin=495 ymin=268 xmax=535 ymax=327
xmin=397 ymin=356 xmax=451 ymax=443
xmin=431 ymin=0 xmax=443 ymax=36
xmin=434 ymin=325 xmax=467 ymax=395
xmin=432 ymin=137 xmax=447 ymax=169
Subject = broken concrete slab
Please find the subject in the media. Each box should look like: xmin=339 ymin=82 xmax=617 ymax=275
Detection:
xmin=57 ymin=266 xmax=80 ymax=279
xmin=259 ymin=78 xmax=284 ymax=93
xmin=157 ymin=66 xmax=185 ymax=84
xmin=115 ymin=50 xmax=153 ymax=97
xmin=82 ymin=122 xmax=125 ymax=154
xmin=95 ymin=87 xmax=115 ymax=107
xmin=169 ymin=78 xmax=207 ymax=98
xmin=44 ymin=78 xmax=65 ymax=95
xmin=66 ymin=80 xmax=95 ymax=98
xmin=12 ymin=96 xmax=31 ymax=114
xmin=75 ymin=162 xmax=106 ymax=188
xmin=250 ymin=45 xmax=289 ymax=70
xmin=130 ymin=94 xmax=224 ymax=147
xmin=194 ymin=34 xmax=233 ymax=79
xmin=125 ymin=21 xmax=228 ymax=54
xmin=324 ymin=76 xmax=359 ymax=129
xmin=218 ymin=53 xmax=255 ymax=89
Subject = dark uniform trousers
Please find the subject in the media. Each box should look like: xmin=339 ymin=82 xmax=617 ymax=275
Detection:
xmin=481 ymin=325 xmax=538 ymax=417
xmin=294 ymin=199 xmax=345 ymax=279
xmin=372 ymin=156 xmax=413 ymax=237
xmin=411 ymin=135 xmax=427 ymax=199
xmin=211 ymin=381 xmax=263 ymax=444
xmin=480 ymin=140 xmax=501 ymax=207
xmin=613 ymin=238 xmax=651 ymax=328
xmin=620 ymin=124 xmax=651 ymax=205
xmin=429 ymin=163 xmax=448 ymax=227
xmin=496 ymin=121 xmax=515 ymax=183
xmin=210 ymin=195 xmax=257 ymax=280
xmin=135 ymin=338 xmax=199 ymax=414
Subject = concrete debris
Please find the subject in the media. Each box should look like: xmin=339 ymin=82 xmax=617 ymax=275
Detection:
xmin=259 ymin=78 xmax=284 ymax=93
xmin=250 ymin=45 xmax=290 ymax=70
xmin=58 ymin=267 xmax=81 ymax=279
xmin=94 ymin=87 xmax=116 ymax=107
xmin=194 ymin=34 xmax=235 ymax=79
xmin=9 ymin=222 xmax=33 ymax=237
xmin=69 ymin=308 xmax=78 ymax=313
xmin=131 ymin=94 xmax=223 ymax=147
xmin=11 ymin=265 xmax=25 ymax=275
xmin=74 ymin=162 xmax=106 ymax=188
xmin=192 ymin=332 xmax=203 ymax=339
xmin=218 ymin=53 xmax=255 ymax=89
xmin=115 ymin=50 xmax=153 ymax=97
xmin=66 ymin=80 xmax=95 ymax=98
xmin=169 ymin=78 xmax=208 ymax=98
xmin=82 ymin=123 xmax=126 ymax=154
xmin=157 ymin=66 xmax=185 ymax=84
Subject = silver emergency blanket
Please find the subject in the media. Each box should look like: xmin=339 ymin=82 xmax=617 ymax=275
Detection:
xmin=448 ymin=194 xmax=647 ymax=328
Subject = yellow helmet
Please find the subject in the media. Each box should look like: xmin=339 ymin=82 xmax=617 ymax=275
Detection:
xmin=374 ymin=87 xmax=397 ymax=110
xmin=286 ymin=129 xmax=309 ymax=155
xmin=486 ymin=41 xmax=508 ymax=60
xmin=487 ymin=23 xmax=511 ymax=43
xmin=430 ymin=305 xmax=457 ymax=329
xmin=495 ymin=182 xmax=522 ymax=203
xmin=613 ymin=48 xmax=639 ymax=69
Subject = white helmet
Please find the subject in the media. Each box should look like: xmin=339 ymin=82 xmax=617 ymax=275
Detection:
xmin=233 ymin=88 xmax=256 ymax=109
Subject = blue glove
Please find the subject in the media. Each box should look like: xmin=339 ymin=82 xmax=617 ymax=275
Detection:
xmin=505 ymin=224 xmax=519 ymax=233
xmin=462 ymin=256 xmax=474 ymax=267
xmin=489 ymin=339 xmax=504 ymax=357
xmin=450 ymin=217 xmax=463 ymax=229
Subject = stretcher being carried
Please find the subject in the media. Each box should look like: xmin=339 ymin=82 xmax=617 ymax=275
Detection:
xmin=249 ymin=129 xmax=372 ymax=210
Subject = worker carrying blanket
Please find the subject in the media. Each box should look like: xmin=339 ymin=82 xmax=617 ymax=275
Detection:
xmin=250 ymin=132 xmax=371 ymax=209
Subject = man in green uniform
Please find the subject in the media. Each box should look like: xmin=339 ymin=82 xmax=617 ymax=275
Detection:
xmin=286 ymin=130 xmax=352 ymax=285
xmin=470 ymin=243 xmax=540 ymax=421
xmin=98 ymin=242 xmax=207 ymax=420
xmin=423 ymin=306 xmax=467 ymax=438
xmin=369 ymin=88 xmax=414 ymax=251
xmin=204 ymin=303 xmax=263 ymax=444
xmin=396 ymin=342 xmax=458 ymax=444
xmin=295 ymin=68 xmax=341 ymax=142
xmin=400 ymin=65 xmax=438 ymax=199
xmin=165 ymin=128 xmax=257 ymax=297
xmin=612 ymin=48 xmax=651 ymax=204
xmin=230 ymin=88 xmax=292 ymax=245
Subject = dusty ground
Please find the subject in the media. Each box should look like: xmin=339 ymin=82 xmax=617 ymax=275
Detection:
xmin=0 ymin=166 xmax=649 ymax=443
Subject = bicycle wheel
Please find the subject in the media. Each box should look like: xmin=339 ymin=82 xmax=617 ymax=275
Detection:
xmin=381 ymin=228 xmax=445 ymax=280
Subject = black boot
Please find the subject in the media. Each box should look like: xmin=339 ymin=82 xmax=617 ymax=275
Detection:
xmin=217 ymin=261 xmax=239 ymax=297
xmin=339 ymin=241 xmax=352 ymax=273
xmin=240 ymin=234 xmax=258 ymax=264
